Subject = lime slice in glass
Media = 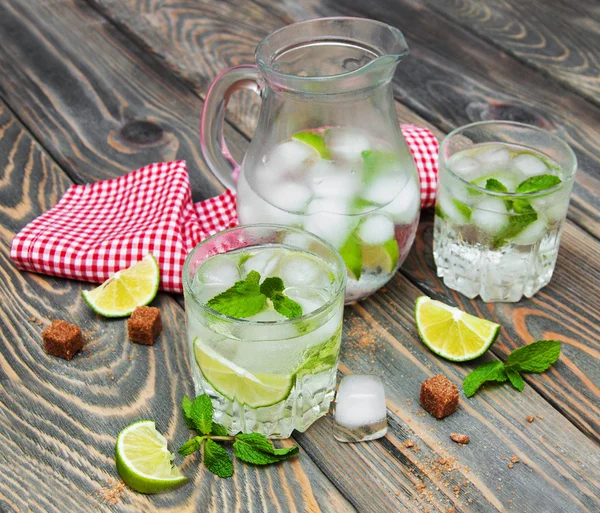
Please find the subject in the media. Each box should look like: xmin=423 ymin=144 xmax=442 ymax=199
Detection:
xmin=194 ymin=339 xmax=293 ymax=408
xmin=115 ymin=420 xmax=187 ymax=494
xmin=414 ymin=296 xmax=500 ymax=362
xmin=362 ymin=239 xmax=399 ymax=274
xmin=292 ymin=131 xmax=331 ymax=159
xmin=82 ymin=254 xmax=160 ymax=317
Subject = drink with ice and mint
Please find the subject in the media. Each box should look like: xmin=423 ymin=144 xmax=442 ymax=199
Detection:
xmin=236 ymin=127 xmax=420 ymax=303
xmin=182 ymin=225 xmax=346 ymax=438
xmin=434 ymin=122 xmax=577 ymax=302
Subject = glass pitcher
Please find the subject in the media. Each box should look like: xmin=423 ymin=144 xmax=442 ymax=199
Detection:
xmin=201 ymin=17 xmax=420 ymax=302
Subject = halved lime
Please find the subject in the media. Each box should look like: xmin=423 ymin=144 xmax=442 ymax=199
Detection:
xmin=115 ymin=420 xmax=187 ymax=494
xmin=82 ymin=254 xmax=160 ymax=317
xmin=194 ymin=339 xmax=293 ymax=408
xmin=362 ymin=239 xmax=399 ymax=274
xmin=292 ymin=131 xmax=331 ymax=159
xmin=338 ymin=233 xmax=362 ymax=280
xmin=414 ymin=296 xmax=500 ymax=362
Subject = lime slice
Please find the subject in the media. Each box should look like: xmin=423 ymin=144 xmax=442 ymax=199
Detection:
xmin=292 ymin=131 xmax=331 ymax=159
xmin=115 ymin=420 xmax=187 ymax=494
xmin=82 ymin=254 xmax=160 ymax=317
xmin=414 ymin=296 xmax=500 ymax=362
xmin=194 ymin=339 xmax=293 ymax=408
xmin=362 ymin=239 xmax=399 ymax=274
xmin=339 ymin=232 xmax=362 ymax=280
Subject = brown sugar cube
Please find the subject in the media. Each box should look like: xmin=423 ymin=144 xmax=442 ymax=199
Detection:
xmin=127 ymin=306 xmax=161 ymax=345
xmin=420 ymin=374 xmax=459 ymax=419
xmin=42 ymin=319 xmax=83 ymax=360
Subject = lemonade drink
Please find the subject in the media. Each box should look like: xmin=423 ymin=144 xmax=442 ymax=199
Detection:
xmin=237 ymin=127 xmax=420 ymax=302
xmin=434 ymin=122 xmax=577 ymax=302
xmin=183 ymin=226 xmax=346 ymax=438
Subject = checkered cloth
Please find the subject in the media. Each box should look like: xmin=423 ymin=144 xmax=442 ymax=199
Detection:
xmin=11 ymin=124 xmax=438 ymax=293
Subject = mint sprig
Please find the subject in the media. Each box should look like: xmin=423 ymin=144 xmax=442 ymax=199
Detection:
xmin=516 ymin=174 xmax=561 ymax=194
xmin=178 ymin=395 xmax=299 ymax=478
xmin=463 ymin=340 xmax=561 ymax=397
xmin=206 ymin=271 xmax=302 ymax=319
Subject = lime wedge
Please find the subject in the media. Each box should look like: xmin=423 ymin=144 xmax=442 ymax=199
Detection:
xmin=82 ymin=254 xmax=160 ymax=317
xmin=115 ymin=420 xmax=187 ymax=494
xmin=362 ymin=238 xmax=399 ymax=274
xmin=414 ymin=296 xmax=500 ymax=362
xmin=292 ymin=131 xmax=331 ymax=159
xmin=339 ymin=232 xmax=362 ymax=280
xmin=194 ymin=339 xmax=293 ymax=408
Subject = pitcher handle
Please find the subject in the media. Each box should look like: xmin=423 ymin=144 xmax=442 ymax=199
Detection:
xmin=200 ymin=65 xmax=261 ymax=191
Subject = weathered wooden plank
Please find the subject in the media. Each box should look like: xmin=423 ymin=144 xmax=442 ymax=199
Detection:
xmin=422 ymin=0 xmax=600 ymax=107
xmin=86 ymin=0 xmax=600 ymax=239
xmin=0 ymin=101 xmax=356 ymax=513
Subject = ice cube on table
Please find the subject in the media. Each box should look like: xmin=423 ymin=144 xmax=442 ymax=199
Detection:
xmin=512 ymin=213 xmax=549 ymax=245
xmin=303 ymin=198 xmax=359 ymax=249
xmin=362 ymin=174 xmax=406 ymax=206
xmin=357 ymin=215 xmax=395 ymax=245
xmin=471 ymin=197 xmax=509 ymax=235
xmin=278 ymin=254 xmax=329 ymax=289
xmin=241 ymin=250 xmax=282 ymax=279
xmin=261 ymin=181 xmax=313 ymax=214
xmin=325 ymin=128 xmax=371 ymax=162
xmin=266 ymin=140 xmax=319 ymax=175
xmin=381 ymin=177 xmax=420 ymax=224
xmin=511 ymin=153 xmax=548 ymax=178
xmin=334 ymin=374 xmax=388 ymax=443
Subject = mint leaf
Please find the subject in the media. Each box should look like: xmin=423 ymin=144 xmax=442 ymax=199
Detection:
xmin=452 ymin=199 xmax=472 ymax=221
xmin=463 ymin=361 xmax=508 ymax=397
xmin=435 ymin=203 xmax=445 ymax=219
xmin=272 ymin=292 xmax=303 ymax=319
xmin=211 ymin=422 xmax=228 ymax=437
xmin=181 ymin=395 xmax=195 ymax=429
xmin=178 ymin=436 xmax=206 ymax=456
xmin=189 ymin=395 xmax=213 ymax=435
xmin=506 ymin=340 xmax=561 ymax=373
xmin=516 ymin=174 xmax=561 ymax=194
xmin=206 ymin=270 xmax=267 ymax=318
xmin=204 ymin=439 xmax=233 ymax=478
xmin=362 ymin=150 xmax=398 ymax=184
xmin=260 ymin=277 xmax=285 ymax=298
xmin=485 ymin=178 xmax=508 ymax=193
xmin=492 ymin=208 xmax=538 ymax=248
xmin=233 ymin=433 xmax=299 ymax=465
xmin=506 ymin=368 xmax=525 ymax=392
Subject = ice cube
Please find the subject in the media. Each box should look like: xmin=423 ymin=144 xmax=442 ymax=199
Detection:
xmin=334 ymin=375 xmax=387 ymax=443
xmin=357 ymin=215 xmax=395 ymax=245
xmin=362 ymin=174 xmax=405 ymax=205
xmin=325 ymin=128 xmax=371 ymax=162
xmin=278 ymin=254 xmax=329 ymax=289
xmin=471 ymin=197 xmax=509 ymax=235
xmin=266 ymin=140 xmax=319 ymax=174
xmin=247 ymin=308 xmax=286 ymax=323
xmin=477 ymin=146 xmax=510 ymax=166
xmin=309 ymin=160 xmax=338 ymax=185
xmin=241 ymin=250 xmax=282 ymax=278
xmin=313 ymin=167 xmax=361 ymax=201
xmin=512 ymin=153 xmax=548 ymax=178
xmin=512 ymin=213 xmax=549 ymax=245
xmin=261 ymin=181 xmax=313 ymax=214
xmin=281 ymin=232 xmax=311 ymax=250
xmin=303 ymin=199 xmax=359 ymax=249
xmin=381 ymin=177 xmax=420 ymax=224
xmin=283 ymin=287 xmax=328 ymax=315
xmin=198 ymin=256 xmax=240 ymax=287
xmin=436 ymin=188 xmax=471 ymax=224
xmin=448 ymin=155 xmax=479 ymax=179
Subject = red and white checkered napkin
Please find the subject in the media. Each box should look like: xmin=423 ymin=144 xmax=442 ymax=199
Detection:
xmin=11 ymin=124 xmax=438 ymax=293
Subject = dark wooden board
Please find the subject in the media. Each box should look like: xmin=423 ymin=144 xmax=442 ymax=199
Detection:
xmin=87 ymin=0 xmax=600 ymax=239
xmin=422 ymin=0 xmax=600 ymax=107
xmin=0 ymin=101 xmax=355 ymax=513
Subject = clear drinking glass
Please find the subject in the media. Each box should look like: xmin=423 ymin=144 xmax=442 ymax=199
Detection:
xmin=182 ymin=225 xmax=346 ymax=438
xmin=433 ymin=121 xmax=577 ymax=302
xmin=201 ymin=18 xmax=420 ymax=303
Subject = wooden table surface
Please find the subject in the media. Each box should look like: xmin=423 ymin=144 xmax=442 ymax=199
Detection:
xmin=1 ymin=1 xmax=598 ymax=512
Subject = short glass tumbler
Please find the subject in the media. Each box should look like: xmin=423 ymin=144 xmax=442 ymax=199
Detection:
xmin=183 ymin=225 xmax=347 ymax=438
xmin=433 ymin=121 xmax=577 ymax=302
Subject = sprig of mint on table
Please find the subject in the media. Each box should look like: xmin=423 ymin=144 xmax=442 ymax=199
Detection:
xmin=463 ymin=340 xmax=561 ymax=397
xmin=206 ymin=270 xmax=302 ymax=319
xmin=179 ymin=395 xmax=299 ymax=478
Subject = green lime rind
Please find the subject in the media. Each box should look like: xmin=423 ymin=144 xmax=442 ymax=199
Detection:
xmin=414 ymin=296 xmax=501 ymax=362
xmin=339 ymin=232 xmax=363 ymax=280
xmin=292 ymin=131 xmax=331 ymax=159
xmin=115 ymin=420 xmax=188 ymax=494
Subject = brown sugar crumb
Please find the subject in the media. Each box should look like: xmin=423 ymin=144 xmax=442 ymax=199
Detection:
xmin=507 ymin=462 xmax=514 ymax=469
xmin=420 ymin=374 xmax=459 ymax=419
xmin=95 ymin=478 xmax=125 ymax=505
xmin=404 ymin=440 xmax=415 ymax=448
xmin=29 ymin=316 xmax=36 ymax=322
xmin=415 ymin=482 xmax=426 ymax=493
xmin=510 ymin=455 xmax=519 ymax=464
xmin=450 ymin=433 xmax=470 ymax=445
xmin=446 ymin=508 xmax=455 ymax=513
xmin=127 ymin=306 xmax=161 ymax=345
xmin=42 ymin=319 xmax=83 ymax=360
xmin=526 ymin=415 xmax=535 ymax=423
